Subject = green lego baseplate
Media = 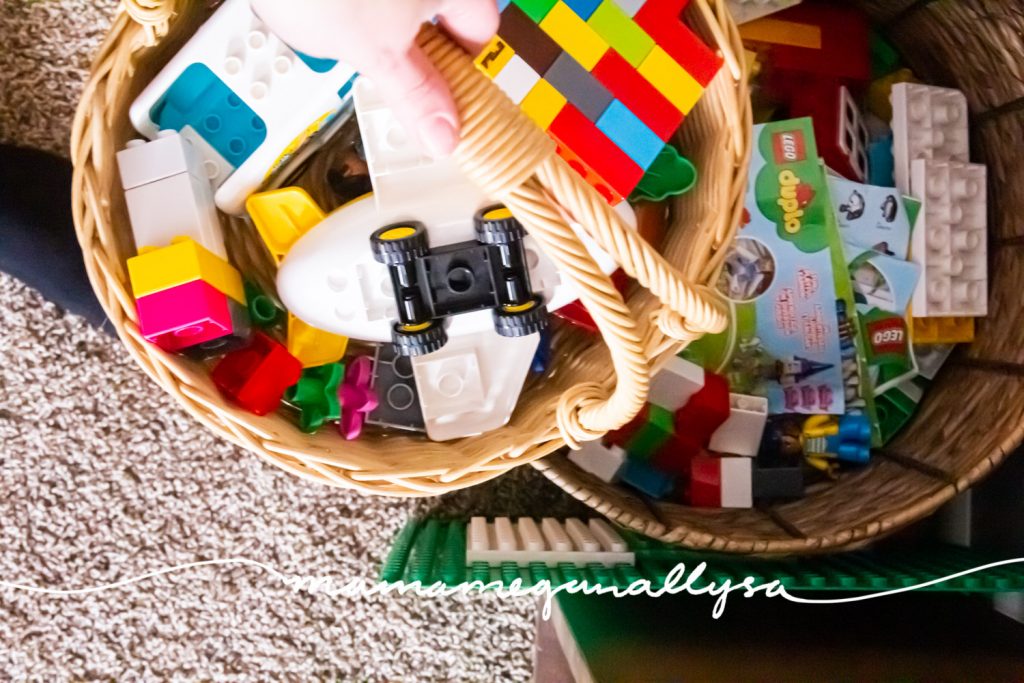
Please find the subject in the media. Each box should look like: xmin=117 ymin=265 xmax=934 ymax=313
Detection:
xmin=380 ymin=518 xmax=1024 ymax=594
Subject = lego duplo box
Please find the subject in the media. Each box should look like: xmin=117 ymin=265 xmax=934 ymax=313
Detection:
xmin=688 ymin=119 xmax=877 ymax=433
xmin=477 ymin=0 xmax=722 ymax=204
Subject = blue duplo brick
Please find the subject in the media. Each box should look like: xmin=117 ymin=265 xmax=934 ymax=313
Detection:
xmin=563 ymin=0 xmax=603 ymax=20
xmin=596 ymin=99 xmax=664 ymax=168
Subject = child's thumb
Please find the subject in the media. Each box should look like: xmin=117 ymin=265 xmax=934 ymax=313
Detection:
xmin=367 ymin=45 xmax=461 ymax=158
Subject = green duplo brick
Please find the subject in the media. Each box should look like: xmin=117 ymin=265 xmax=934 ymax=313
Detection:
xmin=648 ymin=404 xmax=675 ymax=432
xmin=587 ymin=0 xmax=655 ymax=67
xmin=513 ymin=0 xmax=558 ymax=23
xmin=625 ymin=421 xmax=672 ymax=461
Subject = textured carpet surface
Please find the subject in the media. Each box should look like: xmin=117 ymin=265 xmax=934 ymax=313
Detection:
xmin=0 ymin=2 xmax=588 ymax=679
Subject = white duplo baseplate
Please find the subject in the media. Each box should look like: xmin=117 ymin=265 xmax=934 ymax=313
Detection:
xmin=909 ymin=159 xmax=987 ymax=317
xmin=892 ymin=82 xmax=969 ymax=194
xmin=467 ymin=517 xmax=635 ymax=567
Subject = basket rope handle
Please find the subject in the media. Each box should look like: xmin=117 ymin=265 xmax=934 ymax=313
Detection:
xmin=418 ymin=26 xmax=728 ymax=446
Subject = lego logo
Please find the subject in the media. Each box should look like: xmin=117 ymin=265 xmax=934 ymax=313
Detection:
xmin=867 ymin=318 xmax=907 ymax=355
xmin=772 ymin=131 xmax=807 ymax=164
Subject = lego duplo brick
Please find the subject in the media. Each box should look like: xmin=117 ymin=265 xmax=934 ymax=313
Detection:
xmin=621 ymin=459 xmax=676 ymax=498
xmin=911 ymin=316 xmax=975 ymax=345
xmin=285 ymin=363 xmax=344 ymax=433
xmin=411 ymin=330 xmax=539 ymax=441
xmin=648 ymin=355 xmax=705 ymax=411
xmin=127 ymin=237 xmax=245 ymax=304
xmin=478 ymin=0 xmax=723 ymax=202
xmin=891 ymin=83 xmax=970 ymax=195
xmin=738 ymin=16 xmax=822 ymax=49
xmin=120 ymin=134 xmax=227 ymax=260
xmin=545 ymin=52 xmax=615 ymax=122
xmin=761 ymin=1 xmax=870 ymax=85
xmin=211 ymin=332 xmax=303 ymax=416
xmin=246 ymin=187 xmax=327 ymax=265
xmin=707 ymin=393 xmax=769 ymax=457
xmin=367 ymin=344 xmax=426 ymax=432
xmin=118 ymin=132 xmax=205 ymax=190
xmin=569 ymin=441 xmax=628 ymax=483
xmin=467 ymin=517 xmax=635 ymax=567
xmin=909 ymin=160 xmax=987 ymax=317
xmin=135 ymin=279 xmax=242 ymax=353
xmin=339 ymin=356 xmax=378 ymax=440
xmin=496 ymin=5 xmax=563 ymax=75
xmin=549 ymin=104 xmax=645 ymax=198
xmin=286 ymin=313 xmax=349 ymax=369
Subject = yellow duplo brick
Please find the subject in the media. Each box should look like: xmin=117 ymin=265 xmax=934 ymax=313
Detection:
xmin=287 ymin=314 xmax=350 ymax=369
xmin=539 ymin=1 xmax=608 ymax=70
xmin=739 ymin=17 xmax=822 ymax=50
xmin=128 ymin=236 xmax=244 ymax=304
xmin=638 ymin=46 xmax=704 ymax=115
xmin=246 ymin=187 xmax=326 ymax=265
xmin=912 ymin=316 xmax=975 ymax=345
xmin=521 ymin=79 xmax=567 ymax=130
xmin=474 ymin=35 xmax=515 ymax=79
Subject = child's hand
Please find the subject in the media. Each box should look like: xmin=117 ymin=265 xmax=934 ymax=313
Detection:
xmin=252 ymin=0 xmax=499 ymax=158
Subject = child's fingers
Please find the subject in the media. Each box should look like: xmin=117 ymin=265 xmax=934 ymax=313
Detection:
xmin=436 ymin=0 xmax=500 ymax=53
xmin=366 ymin=45 xmax=461 ymax=158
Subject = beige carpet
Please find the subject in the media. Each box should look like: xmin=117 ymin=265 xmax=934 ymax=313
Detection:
xmin=0 ymin=2 xmax=589 ymax=679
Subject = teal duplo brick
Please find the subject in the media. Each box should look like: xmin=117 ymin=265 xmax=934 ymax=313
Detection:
xmin=150 ymin=63 xmax=267 ymax=169
xmin=621 ymin=459 xmax=676 ymax=498
xmin=597 ymin=99 xmax=664 ymax=168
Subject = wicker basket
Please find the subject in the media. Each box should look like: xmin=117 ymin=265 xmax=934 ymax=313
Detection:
xmin=71 ymin=2 xmax=749 ymax=495
xmin=536 ymin=0 xmax=1024 ymax=553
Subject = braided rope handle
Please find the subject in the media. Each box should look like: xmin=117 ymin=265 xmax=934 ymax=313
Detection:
xmin=116 ymin=0 xmax=732 ymax=450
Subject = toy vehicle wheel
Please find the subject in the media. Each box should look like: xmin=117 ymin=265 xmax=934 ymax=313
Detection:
xmin=392 ymin=320 xmax=448 ymax=357
xmin=493 ymin=296 xmax=549 ymax=338
xmin=474 ymin=205 xmax=525 ymax=245
xmin=371 ymin=222 xmax=429 ymax=265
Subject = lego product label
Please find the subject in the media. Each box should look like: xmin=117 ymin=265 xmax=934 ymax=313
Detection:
xmin=690 ymin=119 xmax=876 ymax=432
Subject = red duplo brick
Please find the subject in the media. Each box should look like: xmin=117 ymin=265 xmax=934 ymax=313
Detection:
xmin=633 ymin=0 xmax=723 ymax=87
xmin=673 ymin=370 xmax=730 ymax=444
xmin=687 ymin=452 xmax=721 ymax=507
xmin=782 ymin=77 xmax=862 ymax=183
xmin=768 ymin=1 xmax=871 ymax=85
xmin=549 ymin=104 xmax=645 ymax=198
xmin=591 ymin=50 xmax=685 ymax=141
xmin=212 ymin=332 xmax=303 ymax=416
xmin=651 ymin=433 xmax=701 ymax=477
